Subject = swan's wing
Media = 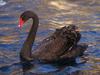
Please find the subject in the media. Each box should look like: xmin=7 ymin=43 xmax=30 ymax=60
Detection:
xmin=40 ymin=36 xmax=55 ymax=45
xmin=32 ymin=37 xmax=69 ymax=61
xmin=60 ymin=43 xmax=88 ymax=59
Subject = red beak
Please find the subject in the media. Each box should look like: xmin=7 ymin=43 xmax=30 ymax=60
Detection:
xmin=18 ymin=18 xmax=24 ymax=28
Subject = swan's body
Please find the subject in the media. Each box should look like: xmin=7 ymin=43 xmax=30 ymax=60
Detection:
xmin=19 ymin=11 xmax=88 ymax=63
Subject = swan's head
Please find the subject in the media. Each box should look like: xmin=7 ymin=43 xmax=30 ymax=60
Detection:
xmin=18 ymin=11 xmax=38 ymax=28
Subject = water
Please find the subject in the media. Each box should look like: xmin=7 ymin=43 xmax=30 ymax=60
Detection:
xmin=0 ymin=0 xmax=6 ymax=6
xmin=0 ymin=0 xmax=100 ymax=75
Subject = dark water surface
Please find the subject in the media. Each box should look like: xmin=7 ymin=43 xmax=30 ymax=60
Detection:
xmin=0 ymin=0 xmax=100 ymax=75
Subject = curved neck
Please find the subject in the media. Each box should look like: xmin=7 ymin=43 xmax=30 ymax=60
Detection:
xmin=20 ymin=14 xmax=39 ymax=60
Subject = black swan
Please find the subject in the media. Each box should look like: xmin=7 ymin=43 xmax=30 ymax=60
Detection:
xmin=18 ymin=11 xmax=88 ymax=63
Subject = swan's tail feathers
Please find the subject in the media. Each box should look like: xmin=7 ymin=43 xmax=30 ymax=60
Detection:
xmin=76 ymin=43 xmax=88 ymax=57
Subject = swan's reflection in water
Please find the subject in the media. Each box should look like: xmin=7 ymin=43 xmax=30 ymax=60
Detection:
xmin=20 ymin=57 xmax=86 ymax=75
xmin=21 ymin=63 xmax=100 ymax=75
xmin=21 ymin=61 xmax=73 ymax=75
xmin=20 ymin=56 xmax=100 ymax=75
